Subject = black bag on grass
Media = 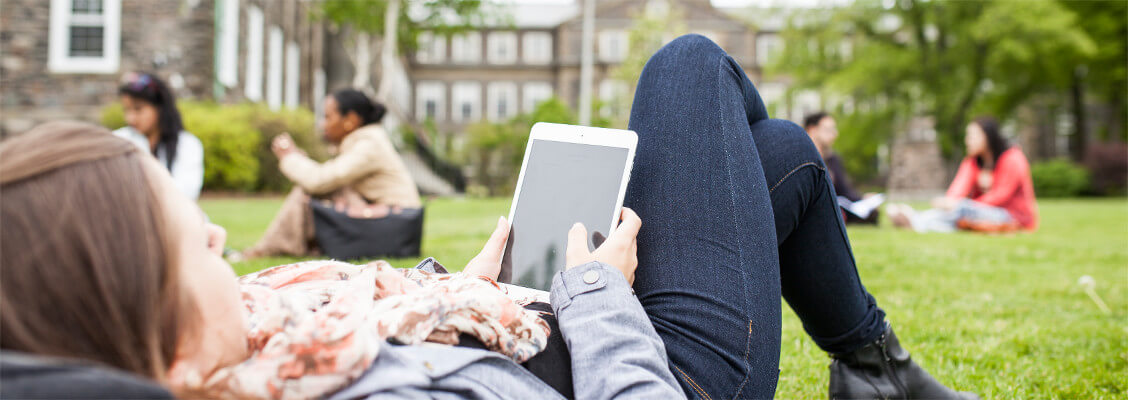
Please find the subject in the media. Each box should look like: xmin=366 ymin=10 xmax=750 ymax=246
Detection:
xmin=310 ymin=201 xmax=424 ymax=260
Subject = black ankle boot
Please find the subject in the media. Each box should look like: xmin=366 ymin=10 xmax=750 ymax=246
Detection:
xmin=828 ymin=324 xmax=979 ymax=400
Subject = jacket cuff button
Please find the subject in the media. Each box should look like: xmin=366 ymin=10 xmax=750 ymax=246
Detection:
xmin=582 ymin=270 xmax=600 ymax=284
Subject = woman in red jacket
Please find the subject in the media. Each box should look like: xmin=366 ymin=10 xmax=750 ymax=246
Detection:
xmin=888 ymin=116 xmax=1038 ymax=232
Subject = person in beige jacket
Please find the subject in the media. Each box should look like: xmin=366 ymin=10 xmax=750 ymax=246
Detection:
xmin=242 ymin=89 xmax=421 ymax=258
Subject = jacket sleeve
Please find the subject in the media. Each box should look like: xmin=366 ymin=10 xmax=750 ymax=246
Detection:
xmin=945 ymin=158 xmax=978 ymax=199
xmin=279 ymin=139 xmax=382 ymax=195
xmin=550 ymin=262 xmax=685 ymax=399
xmin=974 ymin=152 xmax=1026 ymax=207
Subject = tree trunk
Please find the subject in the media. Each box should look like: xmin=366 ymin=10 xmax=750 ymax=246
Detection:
xmin=1070 ymin=66 xmax=1088 ymax=162
xmin=352 ymin=32 xmax=372 ymax=91
xmin=376 ymin=0 xmax=400 ymax=101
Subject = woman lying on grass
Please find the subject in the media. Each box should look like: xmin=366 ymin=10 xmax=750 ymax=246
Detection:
xmin=0 ymin=35 xmax=977 ymax=400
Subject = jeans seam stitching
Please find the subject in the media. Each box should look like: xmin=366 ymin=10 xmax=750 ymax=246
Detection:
xmin=730 ymin=319 xmax=755 ymax=399
xmin=674 ymin=364 xmax=713 ymax=400
xmin=769 ymin=162 xmax=824 ymax=194
xmin=720 ymin=56 xmax=753 ymax=400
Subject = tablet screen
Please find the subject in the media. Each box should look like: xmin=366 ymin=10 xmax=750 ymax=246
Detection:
xmin=501 ymin=139 xmax=630 ymax=291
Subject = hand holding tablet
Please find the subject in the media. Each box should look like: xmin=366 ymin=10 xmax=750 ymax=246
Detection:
xmin=564 ymin=207 xmax=641 ymax=286
xmin=499 ymin=123 xmax=638 ymax=291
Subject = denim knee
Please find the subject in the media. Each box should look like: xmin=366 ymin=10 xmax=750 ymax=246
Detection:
xmin=749 ymin=119 xmax=826 ymax=186
xmin=652 ymin=34 xmax=726 ymax=64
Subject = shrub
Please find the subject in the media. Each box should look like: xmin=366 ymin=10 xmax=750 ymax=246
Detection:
xmin=102 ymin=101 xmax=324 ymax=192
xmin=1083 ymin=142 xmax=1128 ymax=196
xmin=461 ymin=97 xmax=588 ymax=196
xmin=1031 ymin=158 xmax=1090 ymax=198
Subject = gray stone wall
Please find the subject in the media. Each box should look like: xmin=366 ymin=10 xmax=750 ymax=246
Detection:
xmin=1 ymin=0 xmax=214 ymax=138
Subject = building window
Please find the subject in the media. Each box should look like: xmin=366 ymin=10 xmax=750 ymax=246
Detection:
xmin=756 ymin=33 xmax=781 ymax=67
xmin=599 ymin=79 xmax=629 ymax=117
xmin=487 ymin=31 xmax=517 ymax=65
xmin=696 ymin=30 xmax=721 ymax=48
xmin=794 ymin=90 xmax=821 ymax=122
xmin=451 ymin=33 xmax=482 ymax=64
xmin=266 ymin=26 xmax=284 ymax=110
xmin=487 ymin=82 xmax=518 ymax=121
xmin=522 ymin=32 xmax=552 ymax=65
xmin=757 ymin=82 xmax=786 ymax=115
xmin=451 ymin=81 xmax=482 ymax=123
xmin=48 ymin=0 xmax=121 ymax=73
xmin=522 ymin=82 xmax=553 ymax=113
xmin=217 ymin=0 xmax=239 ymax=87
xmin=416 ymin=81 xmax=445 ymax=122
xmin=416 ymin=31 xmax=446 ymax=64
xmin=244 ymin=5 xmax=264 ymax=101
xmin=598 ymin=30 xmax=628 ymax=63
xmin=284 ymin=41 xmax=300 ymax=108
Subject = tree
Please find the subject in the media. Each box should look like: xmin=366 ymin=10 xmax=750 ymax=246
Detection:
xmin=771 ymin=0 xmax=1098 ymax=161
xmin=314 ymin=0 xmax=497 ymax=144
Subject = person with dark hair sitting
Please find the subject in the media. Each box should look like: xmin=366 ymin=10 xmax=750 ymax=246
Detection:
xmin=240 ymin=89 xmax=421 ymax=259
xmin=804 ymin=111 xmax=880 ymax=224
xmin=887 ymin=116 xmax=1038 ymax=233
xmin=114 ymin=72 xmax=204 ymax=201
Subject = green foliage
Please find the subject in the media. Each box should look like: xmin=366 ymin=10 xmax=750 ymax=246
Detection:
xmin=101 ymin=101 xmax=324 ymax=192
xmin=312 ymin=0 xmax=496 ymax=55
xmin=834 ymin=110 xmax=897 ymax=182
xmin=462 ymin=97 xmax=582 ymax=196
xmin=1031 ymin=158 xmax=1091 ymax=198
xmin=772 ymin=0 xmax=1101 ymax=158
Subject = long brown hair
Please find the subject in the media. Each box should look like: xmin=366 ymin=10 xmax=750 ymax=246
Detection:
xmin=0 ymin=121 xmax=194 ymax=382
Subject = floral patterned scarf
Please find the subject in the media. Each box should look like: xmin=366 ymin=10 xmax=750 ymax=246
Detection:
xmin=182 ymin=260 xmax=551 ymax=399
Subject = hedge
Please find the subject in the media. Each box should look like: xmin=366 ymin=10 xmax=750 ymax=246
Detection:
xmin=1031 ymin=158 xmax=1091 ymax=198
xmin=102 ymin=101 xmax=326 ymax=192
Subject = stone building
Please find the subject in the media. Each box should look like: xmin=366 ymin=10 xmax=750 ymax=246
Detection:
xmin=0 ymin=0 xmax=331 ymax=137
xmin=405 ymin=0 xmax=810 ymax=133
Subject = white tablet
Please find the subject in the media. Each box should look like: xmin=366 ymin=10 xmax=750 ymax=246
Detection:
xmin=499 ymin=122 xmax=638 ymax=291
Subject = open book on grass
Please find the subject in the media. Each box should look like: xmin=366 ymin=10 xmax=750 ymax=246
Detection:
xmin=836 ymin=193 xmax=886 ymax=219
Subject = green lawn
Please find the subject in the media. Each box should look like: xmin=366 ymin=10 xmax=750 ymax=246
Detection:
xmin=202 ymin=197 xmax=1127 ymax=399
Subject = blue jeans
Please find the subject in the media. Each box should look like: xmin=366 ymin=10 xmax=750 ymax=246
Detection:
xmin=626 ymin=35 xmax=886 ymax=399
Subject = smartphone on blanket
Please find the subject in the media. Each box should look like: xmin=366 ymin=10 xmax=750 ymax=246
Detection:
xmin=499 ymin=123 xmax=638 ymax=291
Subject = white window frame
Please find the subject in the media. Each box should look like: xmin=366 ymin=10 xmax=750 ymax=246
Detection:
xmin=756 ymin=33 xmax=782 ymax=67
xmin=451 ymin=33 xmax=482 ymax=64
xmin=597 ymin=30 xmax=628 ymax=63
xmin=487 ymin=31 xmax=517 ymax=65
xmin=599 ymin=79 xmax=629 ymax=117
xmin=487 ymin=81 xmax=518 ymax=121
xmin=522 ymin=81 xmax=552 ymax=113
xmin=217 ymin=0 xmax=240 ymax=86
xmin=415 ymin=81 xmax=446 ymax=122
xmin=522 ymin=31 xmax=552 ymax=65
xmin=416 ymin=31 xmax=446 ymax=64
xmin=266 ymin=26 xmax=284 ymax=110
xmin=451 ymin=81 xmax=482 ymax=123
xmin=244 ymin=6 xmax=264 ymax=101
xmin=48 ymin=0 xmax=122 ymax=73
xmin=284 ymin=41 xmax=300 ymax=108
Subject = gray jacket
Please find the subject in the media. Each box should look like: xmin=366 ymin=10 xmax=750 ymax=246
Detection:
xmin=328 ymin=261 xmax=687 ymax=399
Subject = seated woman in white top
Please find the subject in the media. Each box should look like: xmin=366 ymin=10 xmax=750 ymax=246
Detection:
xmin=113 ymin=72 xmax=204 ymax=201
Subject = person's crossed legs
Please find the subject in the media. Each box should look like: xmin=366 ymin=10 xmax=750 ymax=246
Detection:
xmin=626 ymin=33 xmax=782 ymax=400
xmin=626 ymin=34 xmax=975 ymax=400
